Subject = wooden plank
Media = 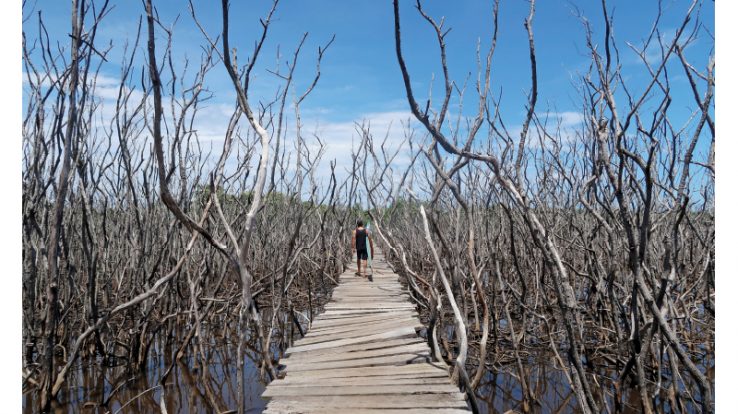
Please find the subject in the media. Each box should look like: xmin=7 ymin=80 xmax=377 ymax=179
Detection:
xmin=331 ymin=293 xmax=407 ymax=299
xmin=335 ymin=287 xmax=401 ymax=290
xmin=338 ymin=279 xmax=398 ymax=284
xmin=329 ymin=295 xmax=407 ymax=300
xmin=306 ymin=317 xmax=420 ymax=338
xmin=324 ymin=297 xmax=408 ymax=302
xmin=322 ymin=300 xmax=409 ymax=307
xmin=314 ymin=313 xmax=413 ymax=321
xmin=283 ymin=342 xmax=429 ymax=365
xmin=339 ymin=274 xmax=395 ymax=278
xmin=270 ymin=375 xmax=452 ymax=388
xmin=310 ymin=312 xmax=414 ymax=326
xmin=321 ymin=301 xmax=406 ymax=308
xmin=279 ymin=362 xmax=449 ymax=380
xmin=340 ymin=275 xmax=395 ymax=279
xmin=318 ymin=309 xmax=414 ymax=318
xmin=333 ymin=294 xmax=407 ymax=300
xmin=279 ymin=337 xmax=426 ymax=359
xmin=310 ymin=313 xmax=416 ymax=330
xmin=320 ymin=305 xmax=407 ymax=312
xmin=275 ymin=373 xmax=451 ymax=388
xmin=286 ymin=326 xmax=418 ymax=354
xmin=340 ymin=269 xmax=399 ymax=283
xmin=263 ymin=383 xmax=460 ymax=398
xmin=306 ymin=313 xmax=419 ymax=335
xmin=280 ymin=349 xmax=430 ymax=372
xmin=326 ymin=297 xmax=408 ymax=309
xmin=332 ymin=288 xmax=403 ymax=293
xmin=335 ymin=284 xmax=402 ymax=288
xmin=265 ymin=408 xmax=471 ymax=414
xmin=316 ymin=312 xmax=413 ymax=320
xmin=294 ymin=320 xmax=420 ymax=346
xmin=294 ymin=319 xmax=422 ymax=346
xmin=338 ymin=276 xmax=397 ymax=281
xmin=334 ymin=285 xmax=403 ymax=289
xmin=283 ymin=351 xmax=431 ymax=372
xmin=324 ymin=302 xmax=414 ymax=308
xmin=309 ymin=316 xmax=414 ymax=333
xmin=262 ymin=393 xmax=468 ymax=409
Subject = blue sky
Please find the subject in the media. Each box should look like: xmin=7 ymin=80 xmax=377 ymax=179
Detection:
xmin=21 ymin=0 xmax=715 ymax=185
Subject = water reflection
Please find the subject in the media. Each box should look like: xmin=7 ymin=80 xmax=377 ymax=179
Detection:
xmin=474 ymin=351 xmax=713 ymax=413
xmin=23 ymin=321 xmax=274 ymax=413
xmin=23 ymin=306 xmax=712 ymax=413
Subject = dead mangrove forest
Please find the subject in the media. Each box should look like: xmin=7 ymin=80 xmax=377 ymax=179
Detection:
xmin=22 ymin=0 xmax=714 ymax=413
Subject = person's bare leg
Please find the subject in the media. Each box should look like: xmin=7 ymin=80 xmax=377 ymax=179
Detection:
xmin=357 ymin=256 xmax=362 ymax=276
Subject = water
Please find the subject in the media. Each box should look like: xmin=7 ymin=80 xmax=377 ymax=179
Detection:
xmin=22 ymin=314 xmax=306 ymax=413
xmin=23 ymin=300 xmax=712 ymax=413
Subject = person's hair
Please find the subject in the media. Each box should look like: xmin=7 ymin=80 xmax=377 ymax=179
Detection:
xmin=357 ymin=219 xmax=364 ymax=227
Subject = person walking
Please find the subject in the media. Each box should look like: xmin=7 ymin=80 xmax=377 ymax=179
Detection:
xmin=352 ymin=219 xmax=374 ymax=278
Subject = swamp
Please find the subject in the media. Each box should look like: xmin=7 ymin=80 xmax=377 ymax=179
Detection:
xmin=21 ymin=0 xmax=715 ymax=412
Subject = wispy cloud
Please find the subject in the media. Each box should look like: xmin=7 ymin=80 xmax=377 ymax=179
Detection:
xmin=500 ymin=111 xmax=585 ymax=150
xmin=24 ymin=63 xmax=426 ymax=200
xmin=294 ymin=110 xmax=419 ymax=185
xmin=625 ymin=27 xmax=683 ymax=67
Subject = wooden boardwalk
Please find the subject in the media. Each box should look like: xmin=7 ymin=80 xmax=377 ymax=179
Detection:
xmin=261 ymin=253 xmax=472 ymax=413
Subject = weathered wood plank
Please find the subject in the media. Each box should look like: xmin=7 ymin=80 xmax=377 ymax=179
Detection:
xmin=263 ymin=383 xmax=460 ymax=398
xmin=279 ymin=337 xmax=426 ymax=359
xmin=269 ymin=375 xmax=452 ymax=388
xmin=283 ymin=342 xmax=429 ymax=364
xmin=337 ymin=281 xmax=398 ymax=286
xmin=278 ymin=362 xmax=449 ymax=380
xmin=324 ymin=304 xmax=415 ymax=311
xmin=309 ymin=315 xmax=414 ymax=333
xmin=309 ymin=313 xmax=416 ymax=330
xmin=283 ymin=351 xmax=431 ymax=372
xmin=331 ymin=293 xmax=405 ymax=299
xmin=264 ymin=408 xmax=471 ymax=414
xmin=263 ymin=393 xmax=468 ymax=409
xmin=286 ymin=326 xmax=418 ymax=354
xmin=306 ymin=317 xmax=420 ymax=338
xmin=298 ymin=319 xmax=421 ymax=344
xmin=333 ymin=292 xmax=407 ymax=297
xmin=334 ymin=284 xmax=398 ymax=289
xmin=318 ymin=309 xmax=415 ymax=318
xmin=324 ymin=303 xmax=415 ymax=309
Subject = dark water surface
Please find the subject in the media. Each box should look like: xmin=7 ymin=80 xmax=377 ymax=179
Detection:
xmin=23 ymin=329 xmax=270 ymax=413
xmin=24 ymin=312 xmax=713 ymax=413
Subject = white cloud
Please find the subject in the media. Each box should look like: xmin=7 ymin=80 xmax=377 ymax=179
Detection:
xmin=499 ymin=111 xmax=585 ymax=150
xmin=626 ymin=27 xmax=683 ymax=67
xmin=293 ymin=110 xmax=420 ymax=189
xmin=556 ymin=111 xmax=585 ymax=128
xmin=24 ymin=64 xmax=425 ymax=203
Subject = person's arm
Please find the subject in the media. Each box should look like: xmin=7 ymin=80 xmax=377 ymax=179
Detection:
xmin=368 ymin=233 xmax=374 ymax=259
xmin=351 ymin=229 xmax=356 ymax=252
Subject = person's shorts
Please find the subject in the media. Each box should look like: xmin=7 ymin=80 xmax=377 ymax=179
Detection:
xmin=357 ymin=249 xmax=368 ymax=261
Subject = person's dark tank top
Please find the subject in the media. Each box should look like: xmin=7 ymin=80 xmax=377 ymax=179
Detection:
xmin=356 ymin=228 xmax=367 ymax=250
